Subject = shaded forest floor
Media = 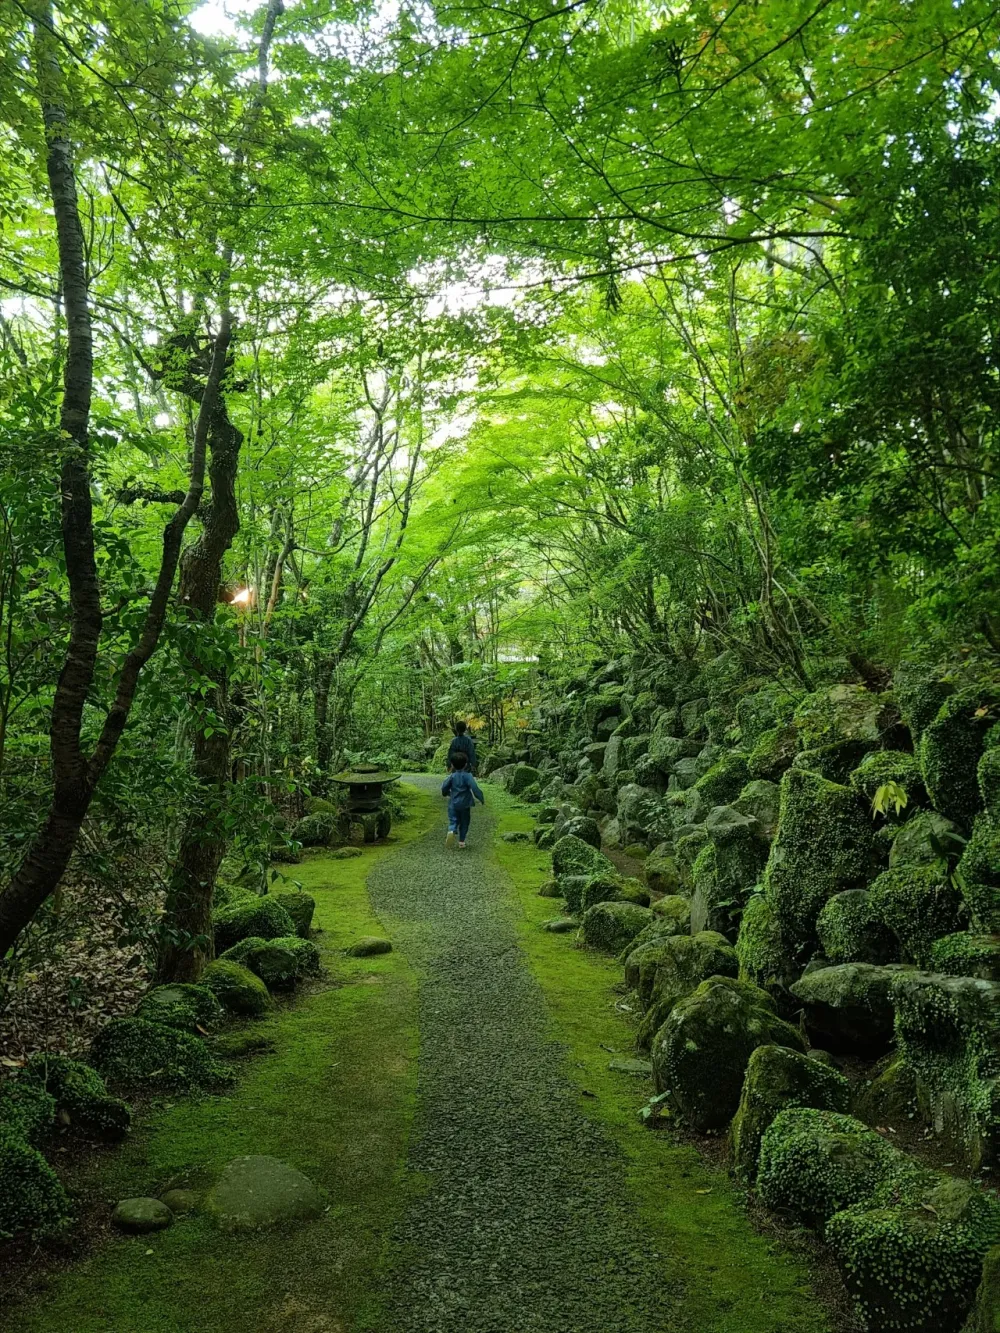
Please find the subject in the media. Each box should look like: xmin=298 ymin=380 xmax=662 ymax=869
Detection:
xmin=3 ymin=780 xmax=852 ymax=1333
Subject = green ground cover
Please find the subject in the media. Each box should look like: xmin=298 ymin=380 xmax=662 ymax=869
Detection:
xmin=491 ymin=787 xmax=832 ymax=1333
xmin=10 ymin=783 xmax=437 ymax=1333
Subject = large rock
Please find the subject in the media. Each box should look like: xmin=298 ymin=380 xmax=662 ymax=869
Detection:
xmin=136 ymin=983 xmax=223 ymax=1034
xmin=930 ymin=933 xmax=1000 ymax=981
xmin=956 ymin=811 xmax=1000 ymax=933
xmin=636 ymin=930 xmax=738 ymax=1049
xmin=201 ymin=959 xmax=272 ymax=1017
xmin=966 ymin=1245 xmax=1000 ymax=1333
xmin=848 ymin=749 xmax=925 ymax=806
xmin=552 ymin=833 xmax=616 ymax=883
xmin=643 ymin=842 xmax=680 ymax=895
xmin=763 ymin=768 xmax=873 ymax=959
xmin=694 ymin=752 xmax=751 ymax=807
xmin=651 ymin=977 xmax=804 ymax=1131
xmin=747 ymin=725 xmax=798 ymax=783
xmin=731 ymin=1044 xmax=849 ymax=1182
xmin=793 ymin=683 xmax=890 ymax=750
xmin=273 ymin=891 xmax=316 ymax=939
xmin=816 ymin=890 xmax=899 ymax=965
xmin=889 ymin=809 xmax=964 ymax=873
xmin=790 ymin=963 xmax=913 ymax=1056
xmin=212 ymin=896 xmax=297 ymax=954
xmin=920 ymin=686 xmax=1000 ymax=826
xmin=868 ymin=864 xmax=964 ymax=965
xmin=503 ymin=764 xmax=542 ymax=796
xmin=732 ymin=779 xmax=781 ymax=842
xmin=616 ymin=784 xmax=670 ymax=844
xmin=578 ymin=901 xmax=651 ymax=954
xmin=90 ymin=1017 xmax=225 ymax=1089
xmin=697 ymin=804 xmax=767 ymax=935
xmin=560 ymin=815 xmax=601 ymax=849
xmin=205 ymin=1155 xmax=323 ymax=1231
xmin=222 ymin=935 xmax=321 ymax=988
xmin=735 ymin=893 xmax=793 ymax=998
xmin=892 ymin=971 xmax=1000 ymax=1170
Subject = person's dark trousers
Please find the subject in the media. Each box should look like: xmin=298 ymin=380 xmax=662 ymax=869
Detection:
xmin=455 ymin=807 xmax=472 ymax=842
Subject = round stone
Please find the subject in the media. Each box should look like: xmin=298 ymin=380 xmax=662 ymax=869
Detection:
xmin=205 ymin=1155 xmax=323 ymax=1231
xmin=161 ymin=1188 xmax=199 ymax=1214
xmin=346 ymin=937 xmax=392 ymax=957
xmin=112 ymin=1197 xmax=173 ymax=1233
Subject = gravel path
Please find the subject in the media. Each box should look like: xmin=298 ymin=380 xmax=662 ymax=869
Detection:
xmin=368 ymin=777 xmax=677 ymax=1333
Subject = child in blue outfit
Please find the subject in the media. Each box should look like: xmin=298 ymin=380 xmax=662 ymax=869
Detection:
xmin=441 ymin=751 xmax=485 ymax=848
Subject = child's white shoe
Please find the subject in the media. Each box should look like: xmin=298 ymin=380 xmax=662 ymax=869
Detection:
xmin=458 ymin=842 xmax=466 ymax=849
xmin=446 ymin=830 xmax=456 ymax=847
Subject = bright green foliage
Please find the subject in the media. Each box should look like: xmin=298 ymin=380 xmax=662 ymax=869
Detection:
xmin=273 ymin=892 xmax=316 ymax=939
xmin=23 ymin=1054 xmax=131 ymax=1141
xmin=578 ymin=901 xmax=651 ymax=955
xmin=0 ymin=1129 xmax=71 ymax=1240
xmin=849 ymin=751 xmax=925 ymax=807
xmin=201 ymin=960 xmax=273 ymax=1017
xmin=651 ymin=977 xmax=803 ymax=1131
xmin=816 ymin=890 xmax=899 ymax=965
xmin=868 ymin=865 xmax=964 ymax=965
xmin=90 ymin=1018 xmax=229 ymax=1090
xmin=212 ymin=898 xmax=297 ymax=954
xmin=136 ymin=984 xmax=224 ymax=1033
xmin=763 ymin=769 xmax=873 ymax=959
xmin=930 ymin=934 xmax=1000 ymax=980
xmin=920 ymin=689 xmax=1000 ymax=827
xmin=730 ymin=1045 xmax=849 ymax=1183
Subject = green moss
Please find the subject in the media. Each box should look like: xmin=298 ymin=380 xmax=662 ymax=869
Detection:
xmin=694 ymin=751 xmax=750 ymax=806
xmin=735 ymin=893 xmax=789 ymax=993
xmin=650 ymin=893 xmax=691 ymax=931
xmin=816 ymin=889 xmax=898 ymax=965
xmin=90 ymin=1018 xmax=230 ymax=1090
xmin=731 ymin=1045 xmax=849 ymax=1183
xmin=792 ymin=685 xmax=888 ymax=750
xmin=848 ymin=750 xmax=925 ymax=806
xmin=0 ymin=1128 xmax=71 ymax=1239
xmin=273 ymin=890 xmax=316 ymax=938
xmin=893 ymin=664 xmax=954 ymax=743
xmin=920 ymin=686 xmax=1000 ymax=827
xmin=867 ymin=864 xmax=963 ymax=965
xmin=578 ymin=899 xmax=652 ymax=954
xmin=136 ymin=983 xmax=224 ymax=1033
xmin=756 ymin=1108 xmax=910 ymax=1227
xmin=736 ymin=689 xmax=798 ymax=748
xmin=747 ymin=725 xmax=798 ymax=783
xmin=827 ymin=1176 xmax=1000 ymax=1333
xmin=852 ymin=1056 xmax=918 ymax=1126
xmin=958 ymin=812 xmax=1000 ymax=932
xmin=492 ymin=791 xmax=832 ymax=1333
xmin=889 ymin=808 xmax=965 ymax=873
xmin=0 ymin=1078 xmax=56 ymax=1144
xmin=637 ymin=929 xmax=739 ymax=1050
xmin=651 ymin=976 xmax=804 ymax=1131
xmin=579 ymin=874 xmax=626 ymax=912
xmin=23 ymin=1053 xmax=131 ymax=1140
xmin=675 ymin=826 xmax=709 ymax=888
xmin=551 ymin=832 xmax=617 ymax=883
xmin=763 ymin=768 xmax=873 ymax=960
xmin=965 ymin=1243 xmax=1000 ymax=1333
xmin=219 ymin=934 xmax=320 ymax=990
xmin=293 ymin=810 xmax=341 ymax=847
xmin=201 ymin=958 xmax=273 ymax=1016
xmin=212 ymin=896 xmax=297 ymax=953
xmin=929 ymin=933 xmax=1000 ymax=980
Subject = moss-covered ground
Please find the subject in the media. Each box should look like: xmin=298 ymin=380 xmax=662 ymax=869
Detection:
xmin=491 ymin=788 xmax=831 ymax=1333
xmin=7 ymin=783 xmax=438 ymax=1333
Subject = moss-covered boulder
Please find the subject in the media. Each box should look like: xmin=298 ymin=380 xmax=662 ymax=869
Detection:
xmin=293 ymin=811 xmax=341 ymax=847
xmin=816 ymin=889 xmax=899 ymax=965
xmin=827 ymin=1174 xmax=1000 ymax=1333
xmin=637 ymin=930 xmax=739 ymax=1049
xmin=731 ymin=1044 xmax=849 ymax=1182
xmin=560 ymin=815 xmax=601 ymax=849
xmin=616 ymin=784 xmax=671 ymax=844
xmin=273 ymin=891 xmax=315 ymax=939
xmin=852 ymin=1056 xmax=918 ymax=1126
xmin=890 ymin=809 xmax=965 ymax=873
xmin=867 ymin=864 xmax=964 ymax=966
xmin=346 ymin=936 xmax=393 ymax=957
xmin=212 ymin=896 xmax=297 ymax=954
xmin=501 ymin=764 xmax=542 ymax=796
xmin=849 ymin=749 xmax=926 ymax=808
xmin=894 ymin=663 xmax=954 ymax=743
xmin=91 ymin=1018 xmax=227 ymax=1089
xmin=763 ymin=768 xmax=873 ymax=960
xmin=221 ymin=935 xmax=320 ymax=989
xmin=699 ymin=804 xmax=767 ymax=935
xmin=920 ymin=687 xmax=1000 ymax=827
xmin=205 ymin=1154 xmax=324 ymax=1232
xmin=624 ymin=939 xmax=675 ymax=1006
xmin=651 ymin=977 xmax=804 ymax=1131
xmin=650 ymin=894 xmax=691 ymax=932
xmin=552 ymin=833 xmax=616 ymax=883
xmin=965 ymin=1244 xmax=1000 ymax=1333
xmin=736 ymin=688 xmax=798 ymax=748
xmin=579 ymin=875 xmax=626 ymax=913
xmin=136 ymin=983 xmax=224 ymax=1034
xmin=929 ymin=933 xmax=1000 ymax=981
xmin=747 ymin=725 xmax=798 ymax=783
xmin=956 ymin=813 xmax=1000 ymax=933
xmin=694 ymin=751 xmax=751 ymax=807
xmin=733 ymin=779 xmax=781 ymax=842
xmin=757 ymin=1107 xmax=914 ymax=1226
xmin=735 ymin=892 xmax=792 ymax=999
xmin=790 ymin=963 xmax=910 ymax=1056
xmin=643 ymin=842 xmax=680 ymax=895
xmin=579 ymin=901 xmax=651 ymax=954
xmin=793 ymin=684 xmax=890 ymax=750
xmin=201 ymin=959 xmax=272 ymax=1016
xmin=23 ymin=1053 xmax=131 ymax=1140
xmin=0 ymin=1128 xmax=71 ymax=1238
xmin=892 ymin=971 xmax=1000 ymax=1171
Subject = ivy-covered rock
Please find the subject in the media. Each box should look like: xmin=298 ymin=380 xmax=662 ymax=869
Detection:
xmin=212 ymin=896 xmax=297 ymax=954
xmin=790 ymin=963 xmax=910 ymax=1056
xmin=551 ymin=833 xmax=616 ymax=883
xmin=763 ymin=768 xmax=873 ymax=960
xmin=889 ymin=809 xmax=965 ymax=873
xmin=816 ymin=890 xmax=899 ymax=965
xmin=201 ymin=959 xmax=273 ymax=1017
xmin=730 ymin=1044 xmax=849 ymax=1182
xmin=273 ymin=891 xmax=316 ymax=939
xmin=827 ymin=1174 xmax=1000 ymax=1333
xmin=0 ymin=1128 xmax=71 ymax=1238
xmin=694 ymin=751 xmax=750 ymax=807
xmin=23 ymin=1053 xmax=131 ymax=1140
xmin=90 ymin=1018 xmax=227 ymax=1089
xmin=756 ymin=1107 xmax=916 ymax=1227
xmin=736 ymin=688 xmax=798 ymax=748
xmin=636 ymin=928 xmax=740 ymax=1046
xmin=699 ymin=804 xmax=767 ymax=935
xmin=956 ymin=813 xmax=1000 ymax=933
xmin=891 ymin=971 xmax=1000 ymax=1171
xmin=578 ymin=901 xmax=651 ymax=954
xmin=868 ymin=864 xmax=964 ymax=965
xmin=920 ymin=686 xmax=1000 ymax=827
xmin=647 ymin=731 xmax=702 ymax=776
xmin=894 ymin=663 xmax=954 ymax=744
xmin=929 ymin=933 xmax=1000 ymax=980
xmin=735 ymin=893 xmax=791 ymax=997
xmin=643 ymin=841 xmax=680 ymax=894
xmin=136 ymin=983 xmax=224 ymax=1033
xmin=747 ymin=725 xmax=798 ymax=783
xmin=852 ymin=1056 xmax=918 ymax=1126
xmin=849 ymin=749 xmax=926 ymax=808
xmin=674 ymin=827 xmax=709 ymax=890
xmin=651 ymin=976 xmax=804 ymax=1131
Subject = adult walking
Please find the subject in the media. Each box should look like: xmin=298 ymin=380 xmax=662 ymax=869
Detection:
xmin=446 ymin=720 xmax=477 ymax=773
